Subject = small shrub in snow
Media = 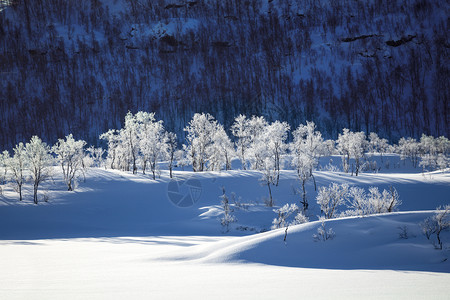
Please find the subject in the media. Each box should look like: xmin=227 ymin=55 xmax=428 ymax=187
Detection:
xmin=420 ymin=205 xmax=450 ymax=250
xmin=271 ymin=203 xmax=308 ymax=229
xmin=316 ymin=183 xmax=349 ymax=219
xmin=231 ymin=193 xmax=249 ymax=210
xmin=340 ymin=186 xmax=401 ymax=217
xmin=293 ymin=211 xmax=309 ymax=225
xmin=322 ymin=162 xmax=340 ymax=172
xmin=220 ymin=187 xmax=237 ymax=232
xmin=397 ymin=226 xmax=414 ymax=239
xmin=42 ymin=190 xmax=50 ymax=202
xmin=313 ymin=218 xmax=335 ymax=242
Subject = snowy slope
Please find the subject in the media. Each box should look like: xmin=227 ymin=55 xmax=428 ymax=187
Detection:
xmin=1 ymin=235 xmax=449 ymax=300
xmin=0 ymin=159 xmax=449 ymax=298
xmin=0 ymin=156 xmax=449 ymax=239
xmin=160 ymin=212 xmax=450 ymax=272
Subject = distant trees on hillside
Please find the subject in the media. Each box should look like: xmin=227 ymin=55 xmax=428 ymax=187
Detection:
xmin=0 ymin=0 xmax=448 ymax=149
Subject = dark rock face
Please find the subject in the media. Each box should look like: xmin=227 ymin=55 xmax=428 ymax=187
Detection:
xmin=386 ymin=35 xmax=416 ymax=47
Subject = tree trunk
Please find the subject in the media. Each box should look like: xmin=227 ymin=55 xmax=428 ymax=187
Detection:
xmin=33 ymin=183 xmax=38 ymax=204
xmin=132 ymin=158 xmax=137 ymax=174
xmin=300 ymin=179 xmax=308 ymax=211
xmin=241 ymin=147 xmax=246 ymax=170
xmin=311 ymin=173 xmax=317 ymax=191
xmin=355 ymin=158 xmax=360 ymax=176
xmin=436 ymin=229 xmax=442 ymax=250
xmin=18 ymin=184 xmax=22 ymax=201
xmin=267 ymin=182 xmax=273 ymax=207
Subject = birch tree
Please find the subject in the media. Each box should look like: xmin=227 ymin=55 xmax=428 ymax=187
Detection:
xmin=9 ymin=143 xmax=26 ymax=201
xmin=25 ymin=136 xmax=53 ymax=204
xmin=52 ymin=134 xmax=86 ymax=191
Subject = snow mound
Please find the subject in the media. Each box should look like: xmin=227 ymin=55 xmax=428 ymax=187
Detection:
xmin=160 ymin=212 xmax=450 ymax=273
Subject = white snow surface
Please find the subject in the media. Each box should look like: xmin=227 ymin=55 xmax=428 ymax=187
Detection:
xmin=0 ymin=159 xmax=449 ymax=299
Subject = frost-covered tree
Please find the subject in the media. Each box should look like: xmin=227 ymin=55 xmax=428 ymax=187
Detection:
xmin=250 ymin=120 xmax=289 ymax=183
xmin=165 ymin=132 xmax=177 ymax=178
xmin=87 ymin=146 xmax=105 ymax=168
xmin=420 ymin=205 xmax=450 ymax=250
xmin=323 ymin=139 xmax=336 ymax=156
xmin=25 ymin=136 xmax=53 ymax=204
xmin=183 ymin=113 xmax=232 ymax=172
xmin=337 ymin=129 xmax=366 ymax=176
xmin=138 ymin=113 xmax=167 ymax=179
xmin=267 ymin=121 xmax=290 ymax=185
xmin=0 ymin=150 xmax=10 ymax=185
xmin=291 ymin=153 xmax=314 ymax=210
xmin=231 ymin=114 xmax=251 ymax=170
xmin=248 ymin=119 xmax=289 ymax=206
xmin=123 ymin=111 xmax=141 ymax=174
xmin=397 ymin=137 xmax=420 ymax=167
xmin=291 ymin=121 xmax=324 ymax=210
xmin=418 ymin=135 xmax=450 ymax=171
xmin=349 ymin=131 xmax=366 ymax=176
xmin=209 ymin=125 xmax=234 ymax=171
xmin=52 ymin=134 xmax=86 ymax=191
xmin=345 ymin=186 xmax=368 ymax=216
xmin=247 ymin=116 xmax=269 ymax=170
xmin=8 ymin=143 xmax=26 ymax=201
xmin=260 ymin=156 xmax=277 ymax=207
xmin=183 ymin=113 xmax=218 ymax=172
xmin=135 ymin=111 xmax=156 ymax=174
xmin=368 ymin=132 xmax=389 ymax=161
xmin=99 ymin=129 xmax=120 ymax=169
xmin=316 ymin=183 xmax=349 ymax=219
xmin=336 ymin=129 xmax=351 ymax=173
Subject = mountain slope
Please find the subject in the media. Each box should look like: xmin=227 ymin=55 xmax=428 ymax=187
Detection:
xmin=0 ymin=0 xmax=448 ymax=148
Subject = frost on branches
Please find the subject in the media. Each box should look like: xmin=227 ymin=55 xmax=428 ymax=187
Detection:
xmin=25 ymin=136 xmax=53 ymax=204
xmin=420 ymin=205 xmax=450 ymax=250
xmin=337 ymin=129 xmax=366 ymax=176
xmin=313 ymin=218 xmax=336 ymax=242
xmin=8 ymin=143 xmax=26 ymax=201
xmin=220 ymin=187 xmax=237 ymax=232
xmin=316 ymin=182 xmax=402 ymax=218
xmin=290 ymin=121 xmax=324 ymax=210
xmin=271 ymin=203 xmax=308 ymax=229
xmin=184 ymin=113 xmax=234 ymax=172
xmin=52 ymin=134 xmax=86 ymax=191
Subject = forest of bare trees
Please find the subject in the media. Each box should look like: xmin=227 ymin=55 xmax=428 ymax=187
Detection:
xmin=0 ymin=0 xmax=448 ymax=149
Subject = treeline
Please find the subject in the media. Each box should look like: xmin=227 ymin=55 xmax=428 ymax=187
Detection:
xmin=0 ymin=0 xmax=448 ymax=149
xmin=0 ymin=111 xmax=448 ymax=205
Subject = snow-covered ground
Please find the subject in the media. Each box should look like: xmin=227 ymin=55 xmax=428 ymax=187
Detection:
xmin=0 ymin=157 xmax=449 ymax=299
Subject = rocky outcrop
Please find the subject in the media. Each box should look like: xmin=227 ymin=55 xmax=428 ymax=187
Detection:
xmin=386 ymin=35 xmax=416 ymax=47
